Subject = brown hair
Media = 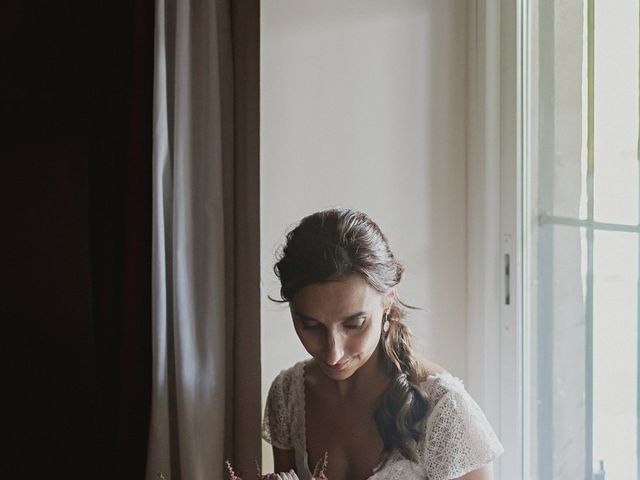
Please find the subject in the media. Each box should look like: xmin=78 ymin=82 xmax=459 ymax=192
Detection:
xmin=272 ymin=208 xmax=430 ymax=465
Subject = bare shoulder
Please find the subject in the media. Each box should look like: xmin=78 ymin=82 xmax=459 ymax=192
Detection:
xmin=303 ymin=358 xmax=324 ymax=391
xmin=303 ymin=359 xmax=337 ymax=401
xmin=416 ymin=355 xmax=447 ymax=381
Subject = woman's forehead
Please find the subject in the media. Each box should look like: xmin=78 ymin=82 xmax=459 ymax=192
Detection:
xmin=291 ymin=274 xmax=383 ymax=314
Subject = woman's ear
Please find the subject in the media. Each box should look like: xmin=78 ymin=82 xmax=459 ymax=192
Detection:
xmin=383 ymin=288 xmax=397 ymax=311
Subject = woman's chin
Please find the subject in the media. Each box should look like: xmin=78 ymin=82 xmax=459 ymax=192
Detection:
xmin=322 ymin=369 xmax=352 ymax=381
xmin=318 ymin=359 xmax=356 ymax=379
xmin=315 ymin=351 xmax=381 ymax=380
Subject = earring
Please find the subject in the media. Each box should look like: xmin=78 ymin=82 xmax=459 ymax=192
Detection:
xmin=383 ymin=319 xmax=390 ymax=333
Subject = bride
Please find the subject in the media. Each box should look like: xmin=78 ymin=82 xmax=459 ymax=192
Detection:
xmin=262 ymin=208 xmax=503 ymax=480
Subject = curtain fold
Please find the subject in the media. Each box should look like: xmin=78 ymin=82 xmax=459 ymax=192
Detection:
xmin=148 ymin=0 xmax=260 ymax=478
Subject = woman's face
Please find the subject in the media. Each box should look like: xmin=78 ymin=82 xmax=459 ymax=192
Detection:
xmin=290 ymin=273 xmax=391 ymax=381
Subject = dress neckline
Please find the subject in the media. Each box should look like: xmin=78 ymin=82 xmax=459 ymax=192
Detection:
xmin=297 ymin=358 xmax=448 ymax=480
xmin=299 ymin=359 xmax=381 ymax=480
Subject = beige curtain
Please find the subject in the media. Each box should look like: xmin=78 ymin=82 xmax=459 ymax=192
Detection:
xmin=147 ymin=0 xmax=260 ymax=478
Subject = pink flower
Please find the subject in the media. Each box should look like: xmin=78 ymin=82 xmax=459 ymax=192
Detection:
xmin=225 ymin=452 xmax=328 ymax=480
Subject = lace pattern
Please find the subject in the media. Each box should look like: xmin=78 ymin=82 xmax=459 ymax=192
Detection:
xmin=262 ymin=360 xmax=503 ymax=480
xmin=263 ymin=364 xmax=298 ymax=449
xmin=418 ymin=374 xmax=504 ymax=480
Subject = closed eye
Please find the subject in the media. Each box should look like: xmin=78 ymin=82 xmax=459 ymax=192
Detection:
xmin=301 ymin=321 xmax=322 ymax=330
xmin=294 ymin=313 xmax=368 ymax=331
xmin=344 ymin=318 xmax=367 ymax=330
xmin=295 ymin=317 xmax=323 ymax=330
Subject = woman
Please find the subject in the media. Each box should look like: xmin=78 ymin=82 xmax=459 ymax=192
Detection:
xmin=262 ymin=208 xmax=503 ymax=480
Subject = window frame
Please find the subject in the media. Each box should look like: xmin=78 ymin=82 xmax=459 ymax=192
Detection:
xmin=466 ymin=1 xmax=525 ymax=479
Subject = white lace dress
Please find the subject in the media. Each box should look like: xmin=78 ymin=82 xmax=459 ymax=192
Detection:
xmin=262 ymin=360 xmax=504 ymax=480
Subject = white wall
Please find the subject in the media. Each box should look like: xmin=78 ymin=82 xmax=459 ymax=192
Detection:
xmin=260 ymin=0 xmax=468 ymax=468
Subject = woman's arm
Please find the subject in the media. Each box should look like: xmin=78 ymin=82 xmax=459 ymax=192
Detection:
xmin=273 ymin=446 xmax=296 ymax=473
xmin=454 ymin=463 xmax=493 ymax=480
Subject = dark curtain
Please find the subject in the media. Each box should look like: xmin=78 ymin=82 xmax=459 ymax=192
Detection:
xmin=2 ymin=1 xmax=154 ymax=478
xmin=223 ymin=0 xmax=263 ymax=476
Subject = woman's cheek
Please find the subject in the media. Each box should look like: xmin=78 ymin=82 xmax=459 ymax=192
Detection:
xmin=298 ymin=330 xmax=321 ymax=352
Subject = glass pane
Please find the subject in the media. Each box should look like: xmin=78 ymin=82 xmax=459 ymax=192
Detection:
xmin=593 ymin=0 xmax=639 ymax=226
xmin=530 ymin=224 xmax=589 ymax=479
xmin=537 ymin=0 xmax=588 ymax=220
xmin=593 ymin=230 xmax=638 ymax=478
xmin=529 ymin=1 xmax=640 ymax=479
xmin=529 ymin=226 xmax=640 ymax=480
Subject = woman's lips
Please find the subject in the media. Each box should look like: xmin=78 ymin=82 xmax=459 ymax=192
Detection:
xmin=325 ymin=360 xmax=349 ymax=371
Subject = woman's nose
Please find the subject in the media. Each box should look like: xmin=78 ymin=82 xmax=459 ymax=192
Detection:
xmin=325 ymin=331 xmax=344 ymax=364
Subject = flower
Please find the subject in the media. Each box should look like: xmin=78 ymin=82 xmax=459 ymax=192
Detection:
xmin=225 ymin=452 xmax=329 ymax=480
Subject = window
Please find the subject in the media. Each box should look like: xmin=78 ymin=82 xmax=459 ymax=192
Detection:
xmin=523 ymin=1 xmax=639 ymax=478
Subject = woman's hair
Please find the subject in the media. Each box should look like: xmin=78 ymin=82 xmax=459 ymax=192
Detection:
xmin=273 ymin=208 xmax=430 ymax=465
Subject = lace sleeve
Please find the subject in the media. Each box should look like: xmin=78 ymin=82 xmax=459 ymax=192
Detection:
xmin=421 ymin=374 xmax=504 ymax=480
xmin=261 ymin=369 xmax=294 ymax=450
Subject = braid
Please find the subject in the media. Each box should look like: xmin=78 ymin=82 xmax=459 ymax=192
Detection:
xmin=374 ymin=300 xmax=430 ymax=465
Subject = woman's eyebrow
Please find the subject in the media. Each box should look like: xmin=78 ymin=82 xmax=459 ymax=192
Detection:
xmin=291 ymin=311 xmax=318 ymax=321
xmin=292 ymin=310 xmax=369 ymax=321
xmin=343 ymin=311 xmax=368 ymax=320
